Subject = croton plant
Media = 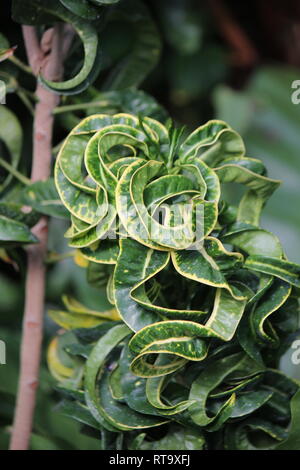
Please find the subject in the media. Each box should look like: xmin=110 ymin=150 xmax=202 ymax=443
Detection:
xmin=48 ymin=114 xmax=300 ymax=450
xmin=2 ymin=0 xmax=300 ymax=452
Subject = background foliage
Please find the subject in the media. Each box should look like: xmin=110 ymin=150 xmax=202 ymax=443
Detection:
xmin=0 ymin=0 xmax=300 ymax=449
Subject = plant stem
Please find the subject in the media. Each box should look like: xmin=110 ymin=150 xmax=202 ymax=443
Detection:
xmin=53 ymin=99 xmax=110 ymax=114
xmin=9 ymin=24 xmax=65 ymax=451
xmin=9 ymin=55 xmax=33 ymax=75
xmin=0 ymin=157 xmax=30 ymax=185
xmin=46 ymin=250 xmax=76 ymax=264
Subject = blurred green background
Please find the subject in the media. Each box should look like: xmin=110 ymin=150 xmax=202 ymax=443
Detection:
xmin=0 ymin=0 xmax=300 ymax=449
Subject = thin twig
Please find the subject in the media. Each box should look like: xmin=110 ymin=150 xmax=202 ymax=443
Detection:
xmin=0 ymin=157 xmax=31 ymax=185
xmin=208 ymin=0 xmax=258 ymax=67
xmin=53 ymin=99 xmax=110 ymax=114
xmin=9 ymin=55 xmax=33 ymax=75
xmin=9 ymin=24 xmax=65 ymax=451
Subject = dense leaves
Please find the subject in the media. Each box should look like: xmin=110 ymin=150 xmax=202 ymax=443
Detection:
xmin=49 ymin=112 xmax=300 ymax=449
xmin=2 ymin=0 xmax=300 ymax=452
xmin=12 ymin=0 xmax=160 ymax=95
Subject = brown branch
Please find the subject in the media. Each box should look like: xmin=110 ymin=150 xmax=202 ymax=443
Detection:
xmin=21 ymin=25 xmax=43 ymax=75
xmin=208 ymin=0 xmax=258 ymax=67
xmin=9 ymin=24 xmax=65 ymax=451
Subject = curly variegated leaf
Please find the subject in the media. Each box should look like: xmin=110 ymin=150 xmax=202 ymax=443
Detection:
xmin=84 ymin=324 xmax=168 ymax=431
xmin=189 ymin=353 xmax=265 ymax=429
xmin=214 ymin=157 xmax=280 ymax=225
xmin=13 ymin=0 xmax=102 ymax=95
xmin=55 ymin=114 xmax=244 ymax=253
xmin=48 ymin=294 xmax=120 ymax=330
xmin=245 ymin=255 xmax=300 ymax=288
xmin=59 ymin=0 xmax=101 ymax=20
xmin=128 ymin=283 xmax=250 ymax=378
xmin=52 ymin=112 xmax=300 ymax=449
xmin=47 ymin=331 xmax=84 ymax=388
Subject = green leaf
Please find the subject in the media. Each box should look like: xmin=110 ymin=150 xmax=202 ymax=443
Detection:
xmin=48 ymin=295 xmax=119 ymax=330
xmin=47 ymin=333 xmax=82 ymax=385
xmin=86 ymin=262 xmax=113 ymax=288
xmin=221 ymin=222 xmax=283 ymax=257
xmin=49 ymin=310 xmax=103 ymax=329
xmin=43 ymin=9 xmax=100 ymax=94
xmin=13 ymin=0 xmax=101 ymax=95
xmin=73 ymin=322 xmax=118 ymax=344
xmin=0 ymin=202 xmax=39 ymax=227
xmin=55 ymin=162 xmax=99 ymax=225
xmin=114 ymin=238 xmax=168 ymax=331
xmin=0 ymin=33 xmax=9 ymax=51
xmin=245 ymin=255 xmax=300 ymax=288
xmin=139 ymin=425 xmax=205 ymax=450
xmin=23 ymin=179 xmax=69 ymax=219
xmin=224 ymin=418 xmax=288 ymax=450
xmin=97 ymin=367 xmax=168 ymax=430
xmin=112 ymin=89 xmax=168 ymax=121
xmin=128 ymin=291 xmax=249 ymax=379
xmin=119 ymin=342 xmax=162 ymax=416
xmin=12 ymin=0 xmax=57 ymax=24
xmin=145 ymin=362 xmax=195 ymax=415
xmin=143 ymin=174 xmax=198 ymax=210
xmin=84 ymin=324 xmax=131 ymax=431
xmin=178 ymin=120 xmax=245 ymax=165
xmin=51 ymin=110 xmax=300 ymax=448
xmin=251 ymin=279 xmax=291 ymax=345
xmin=0 ymin=214 xmax=38 ymax=245
xmin=0 ymin=107 xmax=22 ymax=191
xmin=189 ymin=353 xmax=264 ymax=428
xmin=215 ymin=157 xmax=280 ymax=225
xmin=62 ymin=295 xmax=119 ymax=319
xmin=56 ymin=399 xmax=101 ymax=430
xmin=171 ymin=241 xmax=245 ymax=300
xmin=59 ymin=0 xmax=101 ymax=20
xmin=84 ymin=324 xmax=167 ymax=431
xmin=179 ymin=158 xmax=220 ymax=202
xmin=129 ymin=320 xmax=207 ymax=377
xmin=59 ymin=88 xmax=168 ymax=125
xmin=80 ymin=239 xmax=119 ymax=264
xmin=117 ymin=159 xmax=198 ymax=250
xmin=205 ymin=287 xmax=247 ymax=340
xmin=103 ymin=0 xmax=161 ymax=90
xmin=276 ymin=388 xmax=300 ymax=450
